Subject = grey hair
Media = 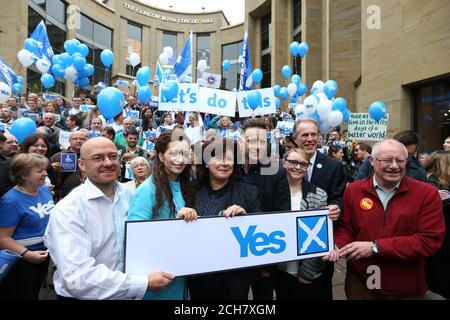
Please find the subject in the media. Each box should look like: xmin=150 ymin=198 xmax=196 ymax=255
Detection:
xmin=293 ymin=117 xmax=319 ymax=137
xmin=372 ymin=139 xmax=408 ymax=158
xmin=36 ymin=126 xmax=52 ymax=139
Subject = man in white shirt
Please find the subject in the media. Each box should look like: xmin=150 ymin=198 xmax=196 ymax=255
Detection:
xmin=44 ymin=137 xmax=173 ymax=299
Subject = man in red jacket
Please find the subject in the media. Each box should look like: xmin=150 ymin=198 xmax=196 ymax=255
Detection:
xmin=335 ymin=139 xmax=445 ymax=299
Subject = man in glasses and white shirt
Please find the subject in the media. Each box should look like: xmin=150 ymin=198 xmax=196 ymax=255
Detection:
xmin=44 ymin=137 xmax=174 ymax=299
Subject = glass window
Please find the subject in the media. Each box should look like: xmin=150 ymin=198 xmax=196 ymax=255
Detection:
xmin=46 ymin=21 xmax=66 ymax=53
xmin=293 ymin=0 xmax=301 ymax=32
xmin=414 ymin=78 xmax=450 ymax=152
xmin=79 ymin=14 xmax=94 ymax=40
xmin=163 ymin=32 xmax=177 ymax=65
xmin=28 ymin=7 xmax=42 ymax=37
xmin=126 ymin=22 xmax=142 ymax=76
xmin=31 ymin=0 xmax=46 ymax=11
xmin=261 ymin=53 xmax=271 ymax=88
xmin=261 ymin=14 xmax=271 ymax=51
xmin=221 ymin=41 xmax=242 ymax=91
xmin=46 ymin=0 xmax=65 ymax=24
xmin=196 ymin=33 xmax=210 ymax=79
xmin=94 ymin=23 xmax=112 ymax=48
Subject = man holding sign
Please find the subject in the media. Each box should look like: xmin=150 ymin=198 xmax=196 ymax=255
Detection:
xmin=45 ymin=137 xmax=173 ymax=299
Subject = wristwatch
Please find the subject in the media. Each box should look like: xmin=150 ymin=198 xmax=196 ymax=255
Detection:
xmin=372 ymin=241 xmax=379 ymax=255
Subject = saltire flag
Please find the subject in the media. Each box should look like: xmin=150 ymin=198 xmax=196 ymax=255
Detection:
xmin=174 ymin=31 xmax=192 ymax=83
xmin=0 ymin=57 xmax=17 ymax=87
xmin=154 ymin=61 xmax=164 ymax=85
xmin=29 ymin=20 xmax=54 ymax=64
xmin=239 ymin=31 xmax=253 ymax=91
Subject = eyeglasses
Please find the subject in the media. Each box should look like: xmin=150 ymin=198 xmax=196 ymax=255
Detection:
xmin=285 ymin=159 xmax=310 ymax=169
xmin=82 ymin=153 xmax=119 ymax=163
xmin=373 ymin=156 xmax=407 ymax=166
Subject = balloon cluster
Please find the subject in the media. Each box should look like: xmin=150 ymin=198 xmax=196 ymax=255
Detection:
xmin=50 ymin=39 xmax=94 ymax=89
xmin=159 ymin=47 xmax=174 ymax=66
xmin=136 ymin=66 xmax=152 ymax=104
xmin=17 ymin=38 xmax=51 ymax=74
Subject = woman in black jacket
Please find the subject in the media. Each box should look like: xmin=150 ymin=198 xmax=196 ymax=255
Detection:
xmin=188 ymin=138 xmax=260 ymax=300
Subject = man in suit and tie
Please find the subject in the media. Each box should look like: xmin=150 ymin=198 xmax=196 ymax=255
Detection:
xmin=293 ymin=118 xmax=345 ymax=300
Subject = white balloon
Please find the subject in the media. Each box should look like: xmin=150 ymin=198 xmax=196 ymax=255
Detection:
xmin=159 ymin=53 xmax=169 ymax=66
xmin=317 ymin=100 xmax=332 ymax=119
xmin=197 ymin=59 xmax=208 ymax=72
xmin=303 ymin=95 xmax=318 ymax=114
xmin=328 ymin=110 xmax=344 ymax=127
xmin=287 ymin=83 xmax=298 ymax=97
xmin=128 ymin=53 xmax=141 ymax=67
xmin=36 ymin=59 xmax=50 ymax=74
xmin=315 ymin=92 xmax=328 ymax=102
xmin=163 ymin=46 xmax=174 ymax=59
xmin=17 ymin=49 xmax=34 ymax=67
xmin=0 ymin=82 xmax=12 ymax=104
xmin=312 ymin=80 xmax=325 ymax=93
xmin=320 ymin=120 xmax=333 ymax=134
xmin=295 ymin=104 xmax=308 ymax=117
xmin=64 ymin=66 xmax=78 ymax=82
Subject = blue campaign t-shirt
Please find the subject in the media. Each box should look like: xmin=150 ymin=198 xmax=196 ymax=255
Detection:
xmin=0 ymin=186 xmax=54 ymax=250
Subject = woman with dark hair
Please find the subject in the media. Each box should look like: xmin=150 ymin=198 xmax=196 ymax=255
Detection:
xmin=425 ymin=150 xmax=450 ymax=298
xmin=141 ymin=114 xmax=157 ymax=143
xmin=20 ymin=134 xmax=50 ymax=158
xmin=328 ymin=144 xmax=353 ymax=184
xmin=127 ymin=131 xmax=197 ymax=300
xmin=188 ymin=138 xmax=260 ymax=300
xmin=0 ymin=153 xmax=54 ymax=299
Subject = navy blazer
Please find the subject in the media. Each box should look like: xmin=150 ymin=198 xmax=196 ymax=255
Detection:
xmin=310 ymin=151 xmax=345 ymax=212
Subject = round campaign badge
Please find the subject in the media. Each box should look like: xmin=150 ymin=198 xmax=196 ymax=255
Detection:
xmin=360 ymin=198 xmax=373 ymax=211
xmin=316 ymin=163 xmax=323 ymax=169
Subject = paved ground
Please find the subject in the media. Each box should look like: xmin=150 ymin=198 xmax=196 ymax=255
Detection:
xmin=40 ymin=259 xmax=348 ymax=300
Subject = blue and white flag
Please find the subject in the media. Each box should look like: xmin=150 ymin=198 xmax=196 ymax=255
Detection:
xmin=29 ymin=20 xmax=54 ymax=63
xmin=0 ymin=57 xmax=17 ymax=87
xmin=174 ymin=32 xmax=192 ymax=83
xmin=239 ymin=31 xmax=253 ymax=91
xmin=154 ymin=62 xmax=164 ymax=85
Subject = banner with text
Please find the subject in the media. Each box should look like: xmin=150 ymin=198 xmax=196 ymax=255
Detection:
xmin=158 ymin=83 xmax=199 ymax=112
xmin=125 ymin=210 xmax=333 ymax=277
xmin=237 ymin=88 xmax=277 ymax=118
xmin=348 ymin=113 xmax=389 ymax=141
xmin=197 ymin=87 xmax=236 ymax=117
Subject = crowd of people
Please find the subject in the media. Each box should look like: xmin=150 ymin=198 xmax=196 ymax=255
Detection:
xmin=0 ymin=88 xmax=449 ymax=300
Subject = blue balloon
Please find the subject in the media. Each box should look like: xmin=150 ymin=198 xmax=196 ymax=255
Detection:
xmin=297 ymin=83 xmax=307 ymax=97
xmin=332 ymin=97 xmax=347 ymax=112
xmin=222 ymin=59 xmax=231 ymax=71
xmin=369 ymin=101 xmax=386 ymax=122
xmin=138 ymin=86 xmax=151 ymax=103
xmin=324 ymin=80 xmax=338 ymax=100
xmin=51 ymin=64 xmax=65 ymax=79
xmin=100 ymin=49 xmax=114 ymax=68
xmin=16 ymin=76 xmax=24 ymax=85
xmin=10 ymin=118 xmax=37 ymax=144
xmin=11 ymin=83 xmax=22 ymax=96
xmin=72 ymin=39 xmax=81 ymax=47
xmin=136 ymin=66 xmax=151 ymax=86
xmin=280 ymin=87 xmax=289 ymax=100
xmin=84 ymin=64 xmax=94 ymax=77
xmin=41 ymin=74 xmax=55 ymax=89
xmin=282 ymin=65 xmax=292 ymax=80
xmin=342 ymin=109 xmax=351 ymax=123
xmin=73 ymin=56 xmax=87 ymax=72
xmin=290 ymin=41 xmax=300 ymax=57
xmin=275 ymin=97 xmax=281 ymax=110
xmin=252 ymin=69 xmax=263 ymax=85
xmin=247 ymin=91 xmax=262 ymax=110
xmin=298 ymin=42 xmax=309 ymax=58
xmin=24 ymin=38 xmax=39 ymax=53
xmin=78 ymin=43 xmax=89 ymax=57
xmin=64 ymin=40 xmax=78 ymax=55
xmin=273 ymin=85 xmax=281 ymax=97
xmin=161 ymin=81 xmax=179 ymax=102
xmin=52 ymin=55 xmax=62 ymax=66
xmin=59 ymin=53 xmax=73 ymax=68
xmin=75 ymin=77 xmax=90 ymax=88
xmin=98 ymin=87 xmax=125 ymax=120
xmin=291 ymin=74 xmax=301 ymax=85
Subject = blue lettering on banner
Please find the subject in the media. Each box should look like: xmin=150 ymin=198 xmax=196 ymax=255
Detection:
xmin=123 ymin=109 xmax=140 ymax=119
xmin=296 ymin=216 xmax=329 ymax=255
xmin=208 ymin=93 xmax=227 ymax=109
xmin=231 ymin=225 xmax=286 ymax=258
